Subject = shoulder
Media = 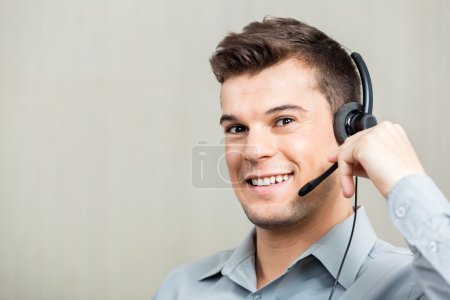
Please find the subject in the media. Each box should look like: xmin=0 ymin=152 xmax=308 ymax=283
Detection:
xmin=153 ymin=249 xmax=234 ymax=299
xmin=349 ymin=239 xmax=422 ymax=299
xmin=369 ymin=239 xmax=413 ymax=258
xmin=363 ymin=239 xmax=414 ymax=274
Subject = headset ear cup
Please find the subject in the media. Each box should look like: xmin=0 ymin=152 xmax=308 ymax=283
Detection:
xmin=333 ymin=102 xmax=363 ymax=145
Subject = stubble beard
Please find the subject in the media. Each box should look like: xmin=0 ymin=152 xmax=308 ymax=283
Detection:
xmin=242 ymin=200 xmax=315 ymax=230
xmin=239 ymin=175 xmax=336 ymax=230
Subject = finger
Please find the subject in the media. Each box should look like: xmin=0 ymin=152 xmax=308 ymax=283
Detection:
xmin=327 ymin=151 xmax=338 ymax=163
xmin=336 ymin=142 xmax=357 ymax=197
xmin=338 ymin=156 xmax=355 ymax=198
xmin=336 ymin=132 xmax=365 ymax=197
xmin=352 ymin=162 xmax=369 ymax=178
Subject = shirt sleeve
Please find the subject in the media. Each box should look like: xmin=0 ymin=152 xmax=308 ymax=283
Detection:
xmin=387 ymin=174 xmax=450 ymax=299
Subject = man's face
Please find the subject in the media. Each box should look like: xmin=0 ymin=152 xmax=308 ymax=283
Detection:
xmin=220 ymin=58 xmax=341 ymax=230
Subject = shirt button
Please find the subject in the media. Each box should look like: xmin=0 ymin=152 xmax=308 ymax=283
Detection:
xmin=253 ymin=295 xmax=262 ymax=300
xmin=395 ymin=205 xmax=406 ymax=218
xmin=429 ymin=241 xmax=438 ymax=253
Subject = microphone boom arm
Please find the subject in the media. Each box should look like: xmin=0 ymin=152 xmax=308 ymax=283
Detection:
xmin=298 ymin=162 xmax=338 ymax=196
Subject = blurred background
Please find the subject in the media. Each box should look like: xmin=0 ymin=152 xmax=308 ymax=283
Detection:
xmin=0 ymin=0 xmax=449 ymax=299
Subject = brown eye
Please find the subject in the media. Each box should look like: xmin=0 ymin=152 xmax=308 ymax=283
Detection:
xmin=275 ymin=117 xmax=294 ymax=126
xmin=226 ymin=125 xmax=247 ymax=134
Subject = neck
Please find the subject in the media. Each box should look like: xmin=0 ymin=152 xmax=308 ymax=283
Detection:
xmin=254 ymin=193 xmax=353 ymax=289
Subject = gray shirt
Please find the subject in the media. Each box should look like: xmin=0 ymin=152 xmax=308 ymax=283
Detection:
xmin=154 ymin=175 xmax=450 ymax=299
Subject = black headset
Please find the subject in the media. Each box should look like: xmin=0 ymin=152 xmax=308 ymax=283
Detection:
xmin=298 ymin=52 xmax=377 ymax=196
xmin=334 ymin=53 xmax=377 ymax=144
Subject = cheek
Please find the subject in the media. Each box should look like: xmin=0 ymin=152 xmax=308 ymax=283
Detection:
xmin=225 ymin=146 xmax=243 ymax=175
xmin=280 ymin=128 xmax=337 ymax=167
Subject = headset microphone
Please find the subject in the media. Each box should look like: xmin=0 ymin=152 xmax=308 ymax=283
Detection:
xmin=298 ymin=52 xmax=377 ymax=197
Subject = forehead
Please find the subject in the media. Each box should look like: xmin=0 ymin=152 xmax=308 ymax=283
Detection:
xmin=220 ymin=58 xmax=326 ymax=113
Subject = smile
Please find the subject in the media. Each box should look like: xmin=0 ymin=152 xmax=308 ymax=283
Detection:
xmin=247 ymin=173 xmax=293 ymax=186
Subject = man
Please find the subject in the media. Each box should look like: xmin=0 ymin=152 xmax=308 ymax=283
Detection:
xmin=154 ymin=17 xmax=450 ymax=299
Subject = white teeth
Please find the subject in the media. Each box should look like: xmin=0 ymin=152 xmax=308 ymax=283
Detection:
xmin=250 ymin=174 xmax=292 ymax=186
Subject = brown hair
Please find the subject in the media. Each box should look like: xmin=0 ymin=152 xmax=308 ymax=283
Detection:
xmin=209 ymin=17 xmax=361 ymax=113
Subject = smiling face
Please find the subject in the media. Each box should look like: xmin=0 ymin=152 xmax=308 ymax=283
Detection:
xmin=220 ymin=58 xmax=342 ymax=230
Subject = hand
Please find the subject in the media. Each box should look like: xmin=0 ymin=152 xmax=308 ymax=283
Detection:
xmin=328 ymin=121 xmax=426 ymax=198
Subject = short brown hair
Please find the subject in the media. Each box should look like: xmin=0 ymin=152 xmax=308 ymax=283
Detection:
xmin=209 ymin=17 xmax=360 ymax=113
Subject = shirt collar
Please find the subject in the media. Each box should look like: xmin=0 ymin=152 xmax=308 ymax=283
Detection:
xmin=197 ymin=207 xmax=377 ymax=290
xmin=221 ymin=228 xmax=256 ymax=276
xmin=304 ymin=206 xmax=377 ymax=289
xmin=197 ymin=228 xmax=256 ymax=281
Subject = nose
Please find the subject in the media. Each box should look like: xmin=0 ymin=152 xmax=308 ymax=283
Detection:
xmin=242 ymin=129 xmax=277 ymax=162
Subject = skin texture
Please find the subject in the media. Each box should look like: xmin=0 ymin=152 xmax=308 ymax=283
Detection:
xmin=219 ymin=58 xmax=426 ymax=288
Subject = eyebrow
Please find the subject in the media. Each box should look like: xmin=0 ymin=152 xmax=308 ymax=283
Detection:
xmin=219 ymin=114 xmax=237 ymax=125
xmin=265 ymin=104 xmax=306 ymax=115
xmin=219 ymin=104 xmax=306 ymax=125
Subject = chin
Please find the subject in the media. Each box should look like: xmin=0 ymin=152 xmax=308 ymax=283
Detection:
xmin=240 ymin=199 xmax=312 ymax=230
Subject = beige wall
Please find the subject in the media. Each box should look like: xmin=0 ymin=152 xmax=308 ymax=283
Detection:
xmin=0 ymin=0 xmax=449 ymax=299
